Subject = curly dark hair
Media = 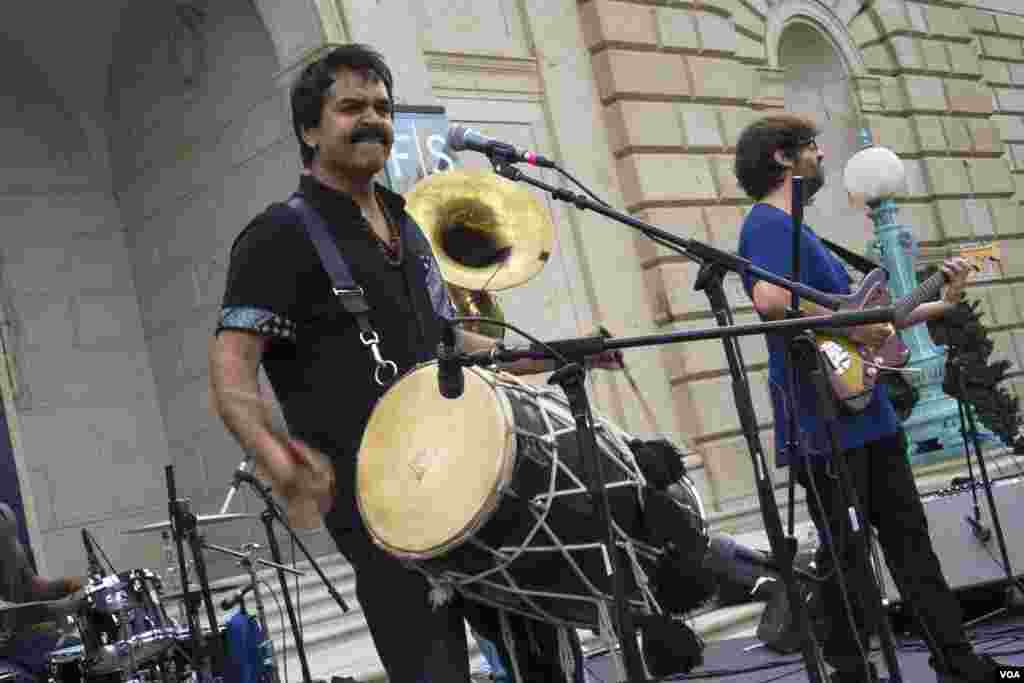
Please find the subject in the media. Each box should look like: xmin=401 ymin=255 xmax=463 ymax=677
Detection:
xmin=290 ymin=44 xmax=395 ymax=167
xmin=734 ymin=114 xmax=819 ymax=200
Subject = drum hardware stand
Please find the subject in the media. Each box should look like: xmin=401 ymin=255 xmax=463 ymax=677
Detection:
xmin=546 ymin=361 xmax=646 ymax=682
xmin=478 ymin=153 xmax=906 ymax=680
xmin=165 ymin=466 xmax=219 ymax=680
xmin=232 ymin=470 xmax=351 ymax=683
xmin=946 ymin=348 xmax=1024 ymax=628
xmin=201 ymin=541 xmax=297 ymax=683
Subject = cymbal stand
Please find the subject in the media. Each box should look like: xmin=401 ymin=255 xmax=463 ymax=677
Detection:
xmin=166 ymin=466 xmax=219 ymax=678
xmin=233 ymin=471 xmax=351 ymax=683
xmin=202 ymin=541 xmax=302 ymax=683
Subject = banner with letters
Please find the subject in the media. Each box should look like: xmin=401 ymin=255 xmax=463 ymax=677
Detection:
xmin=378 ymin=105 xmax=460 ymax=195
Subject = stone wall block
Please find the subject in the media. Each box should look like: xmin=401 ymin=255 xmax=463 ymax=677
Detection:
xmin=695 ymin=12 xmax=738 ymax=55
xmin=604 ymin=101 xmax=685 ymax=153
xmin=967 ymin=157 xmax=1016 ymax=195
xmin=939 ymin=79 xmax=996 ymax=120
xmin=926 ymin=5 xmax=972 ymax=40
xmin=655 ymin=7 xmax=701 ymax=52
xmin=913 ymin=115 xmax=949 ymax=152
xmin=995 ymin=15 xmax=1024 ymax=39
xmin=980 ymin=35 xmax=1022 ymax=60
xmin=963 ymin=8 xmax=998 ymax=34
xmin=592 ymin=50 xmax=691 ymax=101
xmin=688 ymin=57 xmax=753 ymax=102
xmin=941 ymin=116 xmax=973 ymax=153
xmin=679 ymin=103 xmax=725 ymax=149
xmin=616 ymin=154 xmax=717 ymax=206
xmin=579 ymin=0 xmax=659 ymax=50
xmin=924 ymin=157 xmax=970 ymax=196
xmin=902 ymin=75 xmax=948 ymax=111
xmin=864 ymin=43 xmax=898 ymax=72
xmin=948 ymin=43 xmax=981 ymax=77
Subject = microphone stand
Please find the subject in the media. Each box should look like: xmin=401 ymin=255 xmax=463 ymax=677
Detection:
xmin=692 ymin=259 xmax=827 ymax=683
xmin=946 ymin=348 xmax=1023 ymax=626
xmin=481 ymin=153 xmax=914 ymax=681
xmin=779 ymin=179 xmax=902 ymax=682
xmin=202 ymin=541 xmax=302 ymax=683
xmin=166 ymin=465 xmax=219 ymax=675
xmin=234 ymin=471 xmax=351 ymax=683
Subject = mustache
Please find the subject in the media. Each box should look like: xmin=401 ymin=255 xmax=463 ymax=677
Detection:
xmin=351 ymin=126 xmax=391 ymax=144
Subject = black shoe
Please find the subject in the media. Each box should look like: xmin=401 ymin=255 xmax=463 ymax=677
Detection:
xmin=931 ymin=651 xmax=1001 ymax=682
xmin=830 ymin=662 xmax=888 ymax=682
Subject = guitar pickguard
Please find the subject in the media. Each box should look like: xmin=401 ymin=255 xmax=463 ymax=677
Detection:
xmin=820 ymin=340 xmax=852 ymax=374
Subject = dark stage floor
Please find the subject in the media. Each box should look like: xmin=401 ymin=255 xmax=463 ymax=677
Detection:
xmin=582 ymin=612 xmax=1024 ymax=682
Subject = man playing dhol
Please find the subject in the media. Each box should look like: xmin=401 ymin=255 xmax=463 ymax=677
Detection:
xmin=208 ymin=44 xmax=616 ymax=683
xmin=734 ymin=113 xmax=1002 ymax=682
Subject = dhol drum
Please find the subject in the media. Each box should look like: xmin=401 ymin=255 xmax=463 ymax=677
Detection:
xmin=357 ymin=362 xmax=709 ymax=628
xmin=77 ymin=570 xmax=177 ymax=675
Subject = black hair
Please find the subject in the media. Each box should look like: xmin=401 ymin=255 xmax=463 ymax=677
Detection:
xmin=734 ymin=114 xmax=819 ymax=200
xmin=290 ymin=44 xmax=395 ymax=167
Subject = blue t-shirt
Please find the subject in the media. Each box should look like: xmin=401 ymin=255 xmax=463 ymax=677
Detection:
xmin=737 ymin=204 xmax=899 ymax=466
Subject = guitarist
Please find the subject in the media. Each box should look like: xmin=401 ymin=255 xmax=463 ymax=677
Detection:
xmin=733 ymin=114 xmax=1000 ymax=683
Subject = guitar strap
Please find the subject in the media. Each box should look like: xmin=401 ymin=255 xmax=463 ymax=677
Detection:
xmin=819 ymin=237 xmax=880 ymax=276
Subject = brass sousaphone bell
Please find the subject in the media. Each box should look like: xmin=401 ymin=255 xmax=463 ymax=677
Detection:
xmin=405 ymin=170 xmax=556 ymax=340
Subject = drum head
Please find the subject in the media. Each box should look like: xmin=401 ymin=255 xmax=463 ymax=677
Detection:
xmin=357 ymin=362 xmax=514 ymax=559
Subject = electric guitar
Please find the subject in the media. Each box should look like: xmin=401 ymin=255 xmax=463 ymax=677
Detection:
xmin=807 ymin=242 xmax=1002 ymax=413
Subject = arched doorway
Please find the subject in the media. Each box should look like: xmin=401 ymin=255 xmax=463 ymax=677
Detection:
xmin=778 ymin=20 xmax=870 ymax=248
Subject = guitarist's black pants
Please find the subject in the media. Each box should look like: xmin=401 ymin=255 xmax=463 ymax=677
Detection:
xmin=793 ymin=431 xmax=968 ymax=674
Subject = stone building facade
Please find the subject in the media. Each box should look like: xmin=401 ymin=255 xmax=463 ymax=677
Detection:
xmin=1 ymin=0 xmax=1023 ymax=677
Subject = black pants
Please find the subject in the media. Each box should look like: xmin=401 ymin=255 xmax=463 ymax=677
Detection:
xmin=329 ymin=521 xmax=582 ymax=683
xmin=793 ymin=431 xmax=967 ymax=673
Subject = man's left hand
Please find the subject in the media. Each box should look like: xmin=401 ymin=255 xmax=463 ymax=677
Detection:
xmin=62 ymin=576 xmax=84 ymax=595
xmin=941 ymin=256 xmax=973 ymax=305
xmin=586 ymin=327 xmax=624 ymax=371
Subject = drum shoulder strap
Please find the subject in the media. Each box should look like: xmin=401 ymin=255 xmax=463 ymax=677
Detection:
xmin=285 ymin=193 xmax=374 ymax=338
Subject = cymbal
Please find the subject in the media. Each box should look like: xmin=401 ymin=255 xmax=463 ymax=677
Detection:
xmin=122 ymin=513 xmax=255 ymax=535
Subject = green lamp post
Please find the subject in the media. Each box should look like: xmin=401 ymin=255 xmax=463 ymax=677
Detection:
xmin=844 ymin=131 xmax=992 ymax=463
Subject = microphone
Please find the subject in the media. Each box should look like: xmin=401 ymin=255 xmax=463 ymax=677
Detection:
xmin=219 ymin=455 xmax=254 ymax=515
xmin=82 ymin=529 xmax=104 ymax=579
xmin=233 ymin=469 xmax=270 ymax=494
xmin=437 ymin=319 xmax=464 ymax=399
xmin=446 ymin=125 xmax=555 ymax=168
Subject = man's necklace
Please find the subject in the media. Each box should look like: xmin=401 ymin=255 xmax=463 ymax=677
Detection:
xmin=362 ymin=192 xmax=402 ymax=266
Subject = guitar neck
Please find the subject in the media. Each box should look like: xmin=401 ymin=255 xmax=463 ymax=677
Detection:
xmin=894 ymin=269 xmax=947 ymax=323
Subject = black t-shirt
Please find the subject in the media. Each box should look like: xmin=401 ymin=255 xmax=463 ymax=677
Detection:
xmin=216 ymin=175 xmax=455 ymax=530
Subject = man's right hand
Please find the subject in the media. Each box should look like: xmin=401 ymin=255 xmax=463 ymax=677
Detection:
xmin=275 ymin=437 xmax=335 ymax=529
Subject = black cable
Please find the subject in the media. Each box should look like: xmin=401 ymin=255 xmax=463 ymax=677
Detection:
xmin=793 ymin=340 xmax=874 ymax=671
xmin=553 ymin=164 xmax=612 ymax=208
xmin=291 ymin=535 xmax=303 ymax=666
xmin=88 ymin=529 xmax=119 ymax=575
xmin=554 ymin=163 xmax=694 ymax=264
xmin=262 ymin=577 xmax=288 ymax=683
xmin=450 ymin=316 xmax=573 ymax=366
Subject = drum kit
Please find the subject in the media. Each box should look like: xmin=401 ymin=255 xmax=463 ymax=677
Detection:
xmin=5 ymin=494 xmax=300 ymax=683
